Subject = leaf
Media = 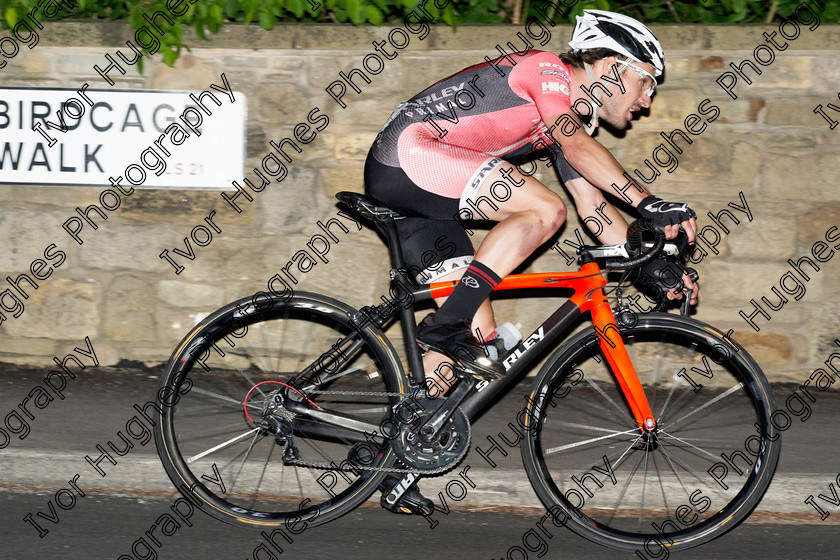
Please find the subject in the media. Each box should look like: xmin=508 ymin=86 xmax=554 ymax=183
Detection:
xmin=162 ymin=47 xmax=178 ymax=67
xmin=195 ymin=20 xmax=207 ymax=40
xmin=290 ymin=0 xmax=306 ymax=18
xmin=4 ymin=6 xmax=17 ymax=27
xmin=365 ymin=4 xmax=384 ymax=25
xmin=442 ymin=4 xmax=456 ymax=27
xmin=346 ymin=0 xmax=364 ymax=25
xmin=258 ymin=6 xmax=275 ymax=29
xmin=210 ymin=3 xmax=224 ymax=22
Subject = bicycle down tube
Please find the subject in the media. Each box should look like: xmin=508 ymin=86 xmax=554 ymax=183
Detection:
xmin=414 ymin=262 xmax=656 ymax=430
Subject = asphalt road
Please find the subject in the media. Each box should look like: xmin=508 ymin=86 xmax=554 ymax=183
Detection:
xmin=2 ymin=365 xmax=839 ymax=559
xmin=2 ymin=492 xmax=839 ymax=560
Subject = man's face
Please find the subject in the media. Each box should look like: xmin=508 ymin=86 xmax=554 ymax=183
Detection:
xmin=596 ymin=57 xmax=657 ymax=130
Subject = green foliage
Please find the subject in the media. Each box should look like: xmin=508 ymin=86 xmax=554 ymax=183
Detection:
xmin=1 ymin=0 xmax=838 ymax=68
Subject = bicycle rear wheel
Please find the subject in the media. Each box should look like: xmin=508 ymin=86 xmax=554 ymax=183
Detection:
xmin=521 ymin=313 xmax=780 ymax=552
xmin=154 ymin=292 xmax=410 ymax=529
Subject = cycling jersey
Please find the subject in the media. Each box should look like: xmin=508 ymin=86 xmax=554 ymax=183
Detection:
xmin=364 ymin=50 xmax=584 ymax=283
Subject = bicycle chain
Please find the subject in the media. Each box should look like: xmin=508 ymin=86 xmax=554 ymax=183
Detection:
xmin=287 ymin=388 xmax=470 ymax=476
xmin=302 ymin=390 xmax=412 ymax=397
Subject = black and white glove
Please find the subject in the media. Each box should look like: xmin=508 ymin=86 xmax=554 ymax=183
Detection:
xmin=636 ymin=195 xmax=697 ymax=228
xmin=637 ymin=258 xmax=685 ymax=303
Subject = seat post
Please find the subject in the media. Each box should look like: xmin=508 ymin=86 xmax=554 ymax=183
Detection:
xmin=380 ymin=216 xmax=426 ymax=386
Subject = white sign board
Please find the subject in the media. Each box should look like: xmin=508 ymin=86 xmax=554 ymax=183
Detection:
xmin=0 ymin=87 xmax=245 ymax=189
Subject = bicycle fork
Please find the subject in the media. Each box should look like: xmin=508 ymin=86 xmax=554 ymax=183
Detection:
xmin=586 ymin=294 xmax=656 ymax=433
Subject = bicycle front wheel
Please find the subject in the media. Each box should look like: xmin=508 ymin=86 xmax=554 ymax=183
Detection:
xmin=522 ymin=313 xmax=780 ymax=552
xmin=154 ymin=292 xmax=410 ymax=529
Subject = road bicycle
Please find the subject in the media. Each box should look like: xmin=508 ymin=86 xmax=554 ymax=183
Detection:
xmin=153 ymin=191 xmax=780 ymax=552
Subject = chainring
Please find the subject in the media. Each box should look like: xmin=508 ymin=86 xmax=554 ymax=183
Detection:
xmin=390 ymin=402 xmax=471 ymax=473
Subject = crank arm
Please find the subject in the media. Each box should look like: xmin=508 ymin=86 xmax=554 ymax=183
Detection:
xmin=418 ymin=377 xmax=475 ymax=441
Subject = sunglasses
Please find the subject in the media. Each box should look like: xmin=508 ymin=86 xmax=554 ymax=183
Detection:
xmin=616 ymin=60 xmax=657 ymax=97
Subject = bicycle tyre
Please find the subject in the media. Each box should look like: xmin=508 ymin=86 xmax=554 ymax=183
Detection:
xmin=154 ymin=291 xmax=410 ymax=529
xmin=521 ymin=313 xmax=780 ymax=552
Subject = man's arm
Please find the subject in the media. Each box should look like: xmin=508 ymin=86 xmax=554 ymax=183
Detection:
xmin=564 ymin=176 xmax=629 ymax=245
xmin=564 ymin=175 xmax=698 ymax=304
xmin=546 ymin=111 xmax=697 ymax=243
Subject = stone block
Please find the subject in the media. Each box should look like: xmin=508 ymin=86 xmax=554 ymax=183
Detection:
xmin=765 ymin=97 xmax=828 ymax=126
xmin=761 ymin=153 xmax=840 ymax=201
xmin=334 ymin=131 xmax=377 ymax=161
xmin=258 ymin=167 xmax=319 ymax=235
xmin=251 ymin=83 xmax=310 ymax=124
xmin=321 ymin=167 xmax=365 ymax=199
xmin=434 ymin=25 xmax=530 ymax=51
xmin=647 ymin=89 xmax=699 ymax=124
xmin=652 ymin=25 xmax=705 ymax=51
xmin=731 ymin=331 xmax=792 ymax=367
xmin=296 ymin=25 xmax=428 ymax=51
xmin=797 ymin=206 xmax=840 ymax=247
xmin=757 ymin=57 xmax=812 ymax=89
xmin=158 ymin=280 xmax=225 ymax=308
xmin=80 ymin=222 xmax=195 ymax=272
xmin=803 ymin=302 xmax=840 ymax=366
xmin=156 ymin=306 xmax=207 ymax=349
xmin=117 ymin=189 xmax=226 ymax=223
xmin=698 ymin=260 xmax=791 ymax=306
xmin=0 ymin=209 xmax=68 ymax=271
xmin=729 ymin=140 xmax=761 ymax=185
xmin=725 ymin=203 xmax=797 ymax=260
xmin=330 ymin=98 xmax=400 ymax=127
xmin=21 ymin=53 xmax=50 ymax=74
xmin=811 ymin=56 xmax=840 ymax=93
xmin=148 ymin=54 xmax=223 ymax=91
xmin=55 ymin=53 xmax=112 ymax=76
xmin=0 ymin=337 xmax=56 ymax=359
xmin=103 ymin=275 xmax=156 ymax=342
xmin=713 ymin=98 xmax=764 ymax=123
xmin=699 ymin=56 xmax=724 ymax=72
xmin=12 ymin=278 xmax=99 ymax=340
xmin=703 ymin=25 xmax=775 ymax=51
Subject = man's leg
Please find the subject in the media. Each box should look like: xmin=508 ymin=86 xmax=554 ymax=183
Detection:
xmin=423 ymin=165 xmax=566 ymax=390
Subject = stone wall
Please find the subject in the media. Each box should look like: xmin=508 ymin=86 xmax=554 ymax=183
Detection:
xmin=1 ymin=20 xmax=839 ymax=382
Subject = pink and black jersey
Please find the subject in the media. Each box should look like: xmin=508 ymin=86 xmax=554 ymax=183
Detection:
xmin=365 ymin=50 xmax=582 ymax=219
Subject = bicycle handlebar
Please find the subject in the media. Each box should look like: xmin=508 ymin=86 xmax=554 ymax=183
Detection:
xmin=603 ymin=219 xmax=666 ymax=271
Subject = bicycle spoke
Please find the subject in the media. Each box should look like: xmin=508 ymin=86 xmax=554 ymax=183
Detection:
xmin=230 ymin=429 xmax=263 ymax=494
xmin=656 ymin=430 xmax=720 ymax=462
xmin=663 ymin=383 xmax=745 ymax=431
xmin=581 ymin=376 xmax=636 ymax=428
xmin=544 ymin=427 xmax=638 ymax=454
xmin=189 ymin=386 xmax=260 ymax=410
xmin=187 ymin=427 xmax=261 ymax=463
xmin=248 ymin=444 xmax=276 ymax=509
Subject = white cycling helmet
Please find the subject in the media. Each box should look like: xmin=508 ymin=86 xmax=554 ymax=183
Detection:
xmin=568 ymin=9 xmax=665 ymax=77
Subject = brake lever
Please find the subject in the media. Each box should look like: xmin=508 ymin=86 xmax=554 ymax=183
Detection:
xmin=679 ymin=267 xmax=699 ymax=317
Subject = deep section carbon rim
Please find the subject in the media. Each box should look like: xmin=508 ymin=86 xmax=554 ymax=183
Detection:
xmin=154 ymin=292 xmax=408 ymax=528
xmin=522 ymin=314 xmax=780 ymax=552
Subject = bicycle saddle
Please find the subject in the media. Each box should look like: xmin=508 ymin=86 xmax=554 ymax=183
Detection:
xmin=336 ymin=191 xmax=403 ymax=222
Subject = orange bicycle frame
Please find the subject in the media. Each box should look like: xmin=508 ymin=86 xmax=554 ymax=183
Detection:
xmin=426 ymin=261 xmax=656 ymax=431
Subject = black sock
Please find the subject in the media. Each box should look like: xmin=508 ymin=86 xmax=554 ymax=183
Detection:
xmin=435 ymin=261 xmax=501 ymax=324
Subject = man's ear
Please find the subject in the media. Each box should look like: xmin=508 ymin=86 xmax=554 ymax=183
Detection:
xmin=593 ymin=55 xmax=616 ymax=77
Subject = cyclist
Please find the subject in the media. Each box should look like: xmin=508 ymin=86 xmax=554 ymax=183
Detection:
xmin=364 ymin=10 xmax=698 ymax=515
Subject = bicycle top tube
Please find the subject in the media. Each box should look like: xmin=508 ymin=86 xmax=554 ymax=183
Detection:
xmin=417 ymin=263 xmax=609 ymax=313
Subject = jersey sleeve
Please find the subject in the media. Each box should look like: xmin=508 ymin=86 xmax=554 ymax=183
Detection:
xmin=546 ymin=143 xmax=583 ymax=184
xmin=508 ymin=51 xmax=574 ymax=122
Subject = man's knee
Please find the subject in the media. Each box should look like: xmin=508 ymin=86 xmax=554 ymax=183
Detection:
xmin=539 ymin=199 xmax=567 ymax=234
